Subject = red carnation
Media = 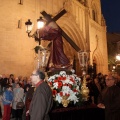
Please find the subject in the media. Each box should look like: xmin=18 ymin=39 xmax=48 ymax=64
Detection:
xmin=58 ymin=82 xmax=62 ymax=88
xmin=68 ymin=84 xmax=72 ymax=88
xmin=73 ymin=89 xmax=78 ymax=92
xmin=70 ymin=77 xmax=75 ymax=83
xmin=54 ymin=79 xmax=59 ymax=82
xmin=58 ymin=77 xmax=62 ymax=81
xmin=49 ymin=82 xmax=53 ymax=86
xmin=52 ymin=90 xmax=57 ymax=96
xmin=62 ymin=77 xmax=66 ymax=80
xmin=60 ymin=91 xmax=63 ymax=96
xmin=65 ymin=93 xmax=70 ymax=96
xmin=63 ymin=83 xmax=67 ymax=86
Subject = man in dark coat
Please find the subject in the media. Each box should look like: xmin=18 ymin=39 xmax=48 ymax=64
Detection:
xmin=97 ymin=74 xmax=120 ymax=120
xmin=29 ymin=69 xmax=53 ymax=120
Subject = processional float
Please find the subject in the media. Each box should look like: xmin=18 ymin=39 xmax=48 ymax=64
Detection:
xmin=25 ymin=9 xmax=89 ymax=105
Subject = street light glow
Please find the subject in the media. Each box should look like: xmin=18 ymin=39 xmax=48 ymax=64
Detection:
xmin=116 ymin=54 xmax=120 ymax=61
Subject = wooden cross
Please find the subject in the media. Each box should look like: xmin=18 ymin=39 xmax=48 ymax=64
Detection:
xmin=40 ymin=9 xmax=81 ymax=52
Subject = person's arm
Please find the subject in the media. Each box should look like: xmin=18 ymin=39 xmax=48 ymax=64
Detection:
xmin=97 ymin=103 xmax=105 ymax=108
xmin=97 ymin=88 xmax=106 ymax=109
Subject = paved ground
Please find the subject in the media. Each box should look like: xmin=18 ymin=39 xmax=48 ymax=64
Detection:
xmin=0 ymin=115 xmax=15 ymax=120
xmin=0 ymin=117 xmax=18 ymax=120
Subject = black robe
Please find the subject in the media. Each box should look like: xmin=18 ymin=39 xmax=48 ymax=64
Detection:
xmin=102 ymin=85 xmax=120 ymax=120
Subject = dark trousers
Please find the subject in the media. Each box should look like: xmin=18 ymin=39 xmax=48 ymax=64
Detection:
xmin=15 ymin=109 xmax=23 ymax=119
xmin=12 ymin=108 xmax=15 ymax=118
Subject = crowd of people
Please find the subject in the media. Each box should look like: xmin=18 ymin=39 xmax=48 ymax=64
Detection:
xmin=86 ymin=72 xmax=120 ymax=120
xmin=0 ymin=74 xmax=33 ymax=120
xmin=0 ymin=71 xmax=120 ymax=120
xmin=0 ymin=70 xmax=53 ymax=120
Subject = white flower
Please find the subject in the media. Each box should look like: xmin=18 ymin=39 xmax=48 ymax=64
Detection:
xmin=68 ymin=92 xmax=79 ymax=104
xmin=53 ymin=82 xmax=58 ymax=89
xmin=62 ymin=86 xmax=71 ymax=95
xmin=71 ymin=69 xmax=75 ymax=74
xmin=55 ymin=93 xmax=62 ymax=103
xmin=48 ymin=70 xmax=82 ymax=106
xmin=54 ymin=74 xmax=59 ymax=78
xmin=48 ymin=76 xmax=55 ymax=82
xmin=62 ymin=77 xmax=73 ymax=85
xmin=76 ymin=86 xmax=80 ymax=91
xmin=59 ymin=71 xmax=66 ymax=76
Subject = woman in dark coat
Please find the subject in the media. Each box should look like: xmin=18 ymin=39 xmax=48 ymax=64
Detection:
xmin=25 ymin=85 xmax=35 ymax=120
xmin=91 ymin=77 xmax=101 ymax=104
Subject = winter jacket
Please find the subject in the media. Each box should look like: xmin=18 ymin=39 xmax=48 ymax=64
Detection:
xmin=2 ymin=90 xmax=13 ymax=105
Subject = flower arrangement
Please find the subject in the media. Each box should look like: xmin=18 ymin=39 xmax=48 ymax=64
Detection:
xmin=48 ymin=70 xmax=83 ymax=107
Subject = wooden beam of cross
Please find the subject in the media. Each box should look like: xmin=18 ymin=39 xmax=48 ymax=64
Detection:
xmin=41 ymin=9 xmax=81 ymax=52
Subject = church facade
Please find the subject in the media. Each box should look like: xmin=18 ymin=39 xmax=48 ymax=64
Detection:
xmin=0 ymin=0 xmax=108 ymax=76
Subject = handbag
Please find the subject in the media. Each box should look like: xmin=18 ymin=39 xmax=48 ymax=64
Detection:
xmin=16 ymin=99 xmax=24 ymax=109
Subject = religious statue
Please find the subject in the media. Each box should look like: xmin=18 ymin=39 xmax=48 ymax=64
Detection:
xmin=40 ymin=21 xmax=70 ymax=69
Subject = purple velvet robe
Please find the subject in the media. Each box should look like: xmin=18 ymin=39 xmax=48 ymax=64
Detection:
xmin=40 ymin=26 xmax=70 ymax=66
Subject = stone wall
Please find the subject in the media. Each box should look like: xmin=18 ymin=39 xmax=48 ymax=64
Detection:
xmin=0 ymin=0 xmax=108 ymax=76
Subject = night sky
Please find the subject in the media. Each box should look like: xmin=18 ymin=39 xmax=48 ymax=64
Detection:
xmin=101 ymin=0 xmax=120 ymax=33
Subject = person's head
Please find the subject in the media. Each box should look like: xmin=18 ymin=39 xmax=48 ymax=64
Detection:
xmin=18 ymin=76 xmax=22 ymax=81
xmin=9 ymin=78 xmax=13 ymax=83
xmin=31 ymin=69 xmax=45 ymax=85
xmin=2 ymin=74 xmax=6 ymax=78
xmin=27 ymin=78 xmax=31 ymax=84
xmin=23 ymin=76 xmax=28 ymax=81
xmin=94 ymin=78 xmax=99 ymax=84
xmin=15 ymin=77 xmax=19 ymax=83
xmin=97 ymin=73 xmax=102 ymax=78
xmin=10 ymin=74 xmax=14 ymax=78
xmin=16 ymin=83 xmax=22 ymax=88
xmin=105 ymin=75 xmax=116 ymax=87
xmin=6 ymin=85 xmax=12 ymax=91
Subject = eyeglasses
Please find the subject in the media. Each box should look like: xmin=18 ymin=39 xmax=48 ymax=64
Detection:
xmin=31 ymin=73 xmax=38 ymax=76
xmin=105 ymin=78 xmax=113 ymax=81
